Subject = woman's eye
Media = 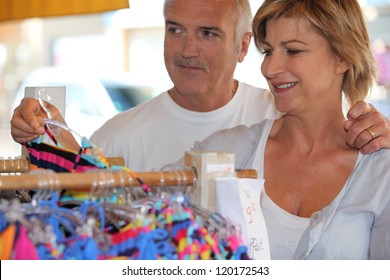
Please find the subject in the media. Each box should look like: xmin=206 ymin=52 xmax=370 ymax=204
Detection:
xmin=287 ymin=49 xmax=301 ymax=55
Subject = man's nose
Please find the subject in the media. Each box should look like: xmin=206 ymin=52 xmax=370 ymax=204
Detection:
xmin=181 ymin=33 xmax=199 ymax=58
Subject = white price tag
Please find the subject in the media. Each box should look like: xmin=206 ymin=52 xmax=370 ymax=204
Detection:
xmin=215 ymin=177 xmax=270 ymax=260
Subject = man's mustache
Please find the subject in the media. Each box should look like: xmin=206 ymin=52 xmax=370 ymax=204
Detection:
xmin=174 ymin=56 xmax=208 ymax=71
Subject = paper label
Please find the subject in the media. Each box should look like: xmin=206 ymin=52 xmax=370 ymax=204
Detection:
xmin=215 ymin=177 xmax=270 ymax=260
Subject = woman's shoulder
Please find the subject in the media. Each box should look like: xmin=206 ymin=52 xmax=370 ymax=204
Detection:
xmin=196 ymin=121 xmax=269 ymax=148
xmin=192 ymin=120 xmax=271 ymax=168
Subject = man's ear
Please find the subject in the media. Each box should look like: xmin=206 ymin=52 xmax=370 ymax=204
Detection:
xmin=238 ymin=32 xmax=252 ymax=63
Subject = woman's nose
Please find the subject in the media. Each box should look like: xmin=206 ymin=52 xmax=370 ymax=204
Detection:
xmin=261 ymin=52 xmax=285 ymax=78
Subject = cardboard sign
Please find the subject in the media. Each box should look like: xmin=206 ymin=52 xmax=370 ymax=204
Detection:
xmin=215 ymin=177 xmax=270 ymax=260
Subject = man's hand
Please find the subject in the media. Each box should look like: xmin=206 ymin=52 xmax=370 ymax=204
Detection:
xmin=11 ymin=98 xmax=47 ymax=144
xmin=10 ymin=97 xmax=66 ymax=144
xmin=344 ymin=101 xmax=390 ymax=154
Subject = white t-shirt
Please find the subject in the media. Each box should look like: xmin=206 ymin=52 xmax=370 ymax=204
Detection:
xmin=90 ymin=82 xmax=280 ymax=171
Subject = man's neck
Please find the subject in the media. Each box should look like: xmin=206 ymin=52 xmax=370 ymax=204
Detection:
xmin=168 ymin=79 xmax=238 ymax=112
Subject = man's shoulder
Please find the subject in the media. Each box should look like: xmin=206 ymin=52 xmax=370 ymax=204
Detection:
xmin=237 ymin=82 xmax=274 ymax=104
xmin=237 ymin=81 xmax=280 ymax=119
xmin=238 ymin=81 xmax=271 ymax=95
xmin=124 ymin=91 xmax=168 ymax=115
xmin=108 ymin=91 xmax=167 ymax=119
xmin=92 ymin=91 xmax=168 ymax=135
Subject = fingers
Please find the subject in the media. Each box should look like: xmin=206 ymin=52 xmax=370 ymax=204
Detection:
xmin=348 ymin=111 xmax=387 ymax=148
xmin=344 ymin=101 xmax=376 ymax=148
xmin=10 ymin=110 xmax=44 ymax=144
xmin=10 ymin=98 xmax=46 ymax=144
xmin=355 ymin=123 xmax=387 ymax=153
xmin=10 ymin=124 xmax=40 ymax=144
xmin=344 ymin=101 xmax=390 ymax=154
xmin=10 ymin=97 xmax=67 ymax=145
xmin=359 ymin=134 xmax=385 ymax=154
xmin=346 ymin=100 xmax=374 ymax=121
xmin=22 ymin=98 xmax=49 ymax=126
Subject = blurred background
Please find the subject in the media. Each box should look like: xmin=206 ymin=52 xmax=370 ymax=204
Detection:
xmin=0 ymin=0 xmax=390 ymax=157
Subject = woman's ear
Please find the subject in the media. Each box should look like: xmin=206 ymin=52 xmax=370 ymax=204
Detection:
xmin=336 ymin=56 xmax=349 ymax=74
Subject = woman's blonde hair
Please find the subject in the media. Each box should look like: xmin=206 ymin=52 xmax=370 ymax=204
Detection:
xmin=252 ymin=0 xmax=377 ymax=105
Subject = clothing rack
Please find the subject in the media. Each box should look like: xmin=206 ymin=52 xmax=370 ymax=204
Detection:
xmin=0 ymin=151 xmax=257 ymax=211
xmin=0 ymin=157 xmax=29 ymax=174
xmin=0 ymin=168 xmax=256 ymax=190
xmin=0 ymin=157 xmax=125 ymax=174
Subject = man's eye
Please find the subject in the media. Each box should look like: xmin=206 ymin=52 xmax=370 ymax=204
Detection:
xmin=203 ymin=30 xmax=217 ymax=37
xmin=167 ymin=27 xmax=181 ymax=34
xmin=262 ymin=50 xmax=272 ymax=56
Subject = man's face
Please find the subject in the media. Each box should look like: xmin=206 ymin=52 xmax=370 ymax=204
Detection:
xmin=164 ymin=0 xmax=241 ymax=98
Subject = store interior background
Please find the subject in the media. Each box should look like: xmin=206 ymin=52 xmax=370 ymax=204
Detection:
xmin=0 ymin=0 xmax=389 ymax=158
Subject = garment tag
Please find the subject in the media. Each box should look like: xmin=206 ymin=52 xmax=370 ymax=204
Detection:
xmin=215 ymin=177 xmax=270 ymax=259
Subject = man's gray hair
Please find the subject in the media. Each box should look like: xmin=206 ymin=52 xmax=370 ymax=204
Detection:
xmin=163 ymin=0 xmax=252 ymax=51
xmin=233 ymin=0 xmax=252 ymax=49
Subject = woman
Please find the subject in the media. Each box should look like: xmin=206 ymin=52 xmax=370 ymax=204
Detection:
xmin=192 ymin=0 xmax=390 ymax=259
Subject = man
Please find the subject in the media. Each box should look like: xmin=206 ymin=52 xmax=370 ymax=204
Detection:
xmin=10 ymin=0 xmax=390 ymax=171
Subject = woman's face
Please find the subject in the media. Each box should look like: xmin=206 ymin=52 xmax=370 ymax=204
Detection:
xmin=260 ymin=17 xmax=348 ymax=114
